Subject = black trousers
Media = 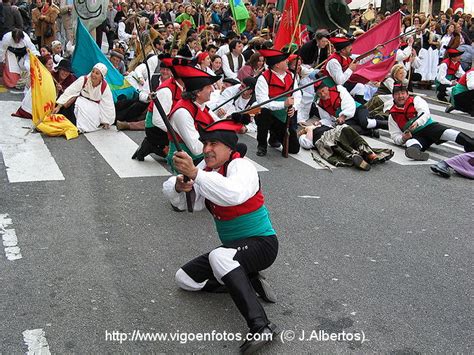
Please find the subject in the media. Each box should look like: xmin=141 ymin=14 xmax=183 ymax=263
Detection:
xmin=345 ymin=106 xmax=371 ymax=135
xmin=115 ymin=99 xmax=148 ymax=122
xmin=180 ymin=236 xmax=278 ymax=289
xmin=437 ymin=84 xmax=450 ymax=101
xmin=412 ymin=122 xmax=450 ymax=150
xmin=145 ymin=126 xmax=168 ymax=148
xmin=453 ymin=90 xmax=474 ymax=114
xmin=255 ymin=109 xmax=300 ymax=154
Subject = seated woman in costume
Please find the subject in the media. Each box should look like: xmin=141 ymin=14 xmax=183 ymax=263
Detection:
xmin=52 ymin=63 xmax=115 ymax=132
xmin=298 ymin=122 xmax=393 ymax=171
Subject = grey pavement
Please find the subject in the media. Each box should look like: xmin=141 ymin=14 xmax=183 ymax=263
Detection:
xmin=0 ymin=86 xmax=473 ymax=353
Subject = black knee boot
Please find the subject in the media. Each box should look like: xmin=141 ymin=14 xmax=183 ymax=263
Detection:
xmin=455 ymin=132 xmax=474 ymax=152
xmin=222 ymin=267 xmax=277 ymax=354
xmin=132 ymin=138 xmax=153 ymax=161
xmin=375 ymin=119 xmax=388 ymax=130
xmin=221 ymin=267 xmax=270 ymax=333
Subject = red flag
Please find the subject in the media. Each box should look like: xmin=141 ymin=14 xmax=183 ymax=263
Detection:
xmin=350 ymin=11 xmax=401 ymax=84
xmin=274 ymin=0 xmax=299 ymax=51
xmin=451 ymin=0 xmax=464 ymax=12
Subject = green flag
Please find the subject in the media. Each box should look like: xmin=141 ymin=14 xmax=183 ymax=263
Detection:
xmin=298 ymin=0 xmax=351 ymax=31
xmin=229 ymin=0 xmax=250 ymax=34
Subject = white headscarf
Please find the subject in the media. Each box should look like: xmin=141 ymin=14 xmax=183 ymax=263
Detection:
xmin=93 ymin=63 xmax=108 ymax=78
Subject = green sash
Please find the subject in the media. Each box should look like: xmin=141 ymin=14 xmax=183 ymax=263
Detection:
xmin=271 ymin=97 xmax=289 ymax=123
xmin=166 ymin=142 xmax=203 ymax=174
xmin=145 ymin=111 xmax=154 ymax=129
xmin=214 ymin=206 xmax=276 ymax=245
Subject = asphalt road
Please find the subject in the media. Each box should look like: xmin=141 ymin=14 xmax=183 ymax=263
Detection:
xmin=0 ymin=86 xmax=473 ymax=354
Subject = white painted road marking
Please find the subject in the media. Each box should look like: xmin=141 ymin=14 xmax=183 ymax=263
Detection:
xmin=0 ymin=101 xmax=64 ymax=183
xmin=23 ymin=329 xmax=51 ymax=355
xmin=84 ymin=127 xmax=171 ymax=178
xmin=0 ymin=213 xmax=22 ymax=261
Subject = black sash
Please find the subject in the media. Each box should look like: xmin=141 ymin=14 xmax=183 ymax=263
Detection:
xmin=7 ymin=46 xmax=27 ymax=60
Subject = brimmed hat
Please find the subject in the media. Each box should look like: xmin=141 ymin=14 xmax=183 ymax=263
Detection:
xmin=56 ymin=59 xmax=72 ymax=72
xmin=223 ymin=78 xmax=240 ymax=86
xmin=446 ymin=48 xmax=464 ymax=58
xmin=258 ymin=48 xmax=290 ymax=67
xmin=158 ymin=53 xmax=172 ymax=69
xmin=261 ymin=28 xmax=270 ymax=36
xmin=172 ymin=63 xmax=221 ymax=92
xmin=198 ymin=119 xmax=243 ymax=149
xmin=330 ymin=36 xmax=355 ymax=51
xmin=242 ymin=76 xmax=257 ymax=90
xmin=314 ymin=80 xmax=328 ymax=91
xmin=110 ymin=50 xmax=124 ymax=60
xmin=392 ymin=83 xmax=408 ymax=94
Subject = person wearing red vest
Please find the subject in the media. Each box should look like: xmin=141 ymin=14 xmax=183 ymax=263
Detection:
xmin=255 ymin=48 xmax=300 ymax=156
xmin=388 ymin=84 xmax=473 ymax=160
xmin=132 ymin=57 xmax=185 ymax=161
xmin=319 ymin=36 xmax=366 ymax=103
xmin=314 ymin=81 xmax=388 ymax=137
xmin=435 ymin=48 xmax=465 ymax=101
xmin=163 ymin=119 xmax=278 ymax=354
xmin=445 ymin=68 xmax=474 ymax=117
xmin=165 ymin=62 xmax=222 ymax=173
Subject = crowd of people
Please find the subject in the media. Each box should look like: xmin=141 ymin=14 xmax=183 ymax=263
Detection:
xmin=1 ymin=1 xmax=474 ymax=352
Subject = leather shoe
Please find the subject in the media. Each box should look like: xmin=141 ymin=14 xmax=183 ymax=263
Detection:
xmin=268 ymin=140 xmax=281 ymax=148
xmin=256 ymin=147 xmax=267 ymax=156
xmin=430 ymin=161 xmax=451 ymax=178
xmin=405 ymin=146 xmax=429 ymax=161
xmin=116 ymin=121 xmax=130 ymax=131
xmin=352 ymin=155 xmax=371 ymax=171
xmin=240 ymin=323 xmax=278 ymax=355
xmin=445 ymin=105 xmax=455 ymax=114
xmin=250 ymin=274 xmax=277 ymax=303
xmin=369 ymin=129 xmax=380 ymax=138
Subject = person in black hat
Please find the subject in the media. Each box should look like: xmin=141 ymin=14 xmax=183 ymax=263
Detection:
xmin=165 ymin=62 xmax=222 ymax=172
xmin=254 ymin=48 xmax=300 ymax=156
xmin=314 ymin=80 xmax=388 ymax=137
xmin=319 ymin=36 xmax=366 ymax=104
xmin=435 ymin=48 xmax=465 ymax=102
xmin=51 ymin=59 xmax=77 ymax=97
xmin=131 ymin=57 xmax=185 ymax=161
xmin=388 ymin=84 xmax=473 ymax=161
xmin=163 ymin=118 xmax=279 ymax=355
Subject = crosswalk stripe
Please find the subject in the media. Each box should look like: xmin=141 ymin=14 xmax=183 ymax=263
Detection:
xmin=0 ymin=101 xmax=64 ymax=183
xmin=430 ymin=113 xmax=474 ymax=132
xmin=84 ymin=127 xmax=170 ymax=178
xmin=361 ymin=136 xmax=437 ymax=165
xmin=244 ymin=157 xmax=268 ymax=172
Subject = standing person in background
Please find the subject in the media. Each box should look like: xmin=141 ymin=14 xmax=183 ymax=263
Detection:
xmin=31 ymin=0 xmax=59 ymax=48
xmin=57 ymin=0 xmax=73 ymax=45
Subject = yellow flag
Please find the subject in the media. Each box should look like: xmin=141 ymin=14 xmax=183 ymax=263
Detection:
xmin=29 ymin=52 xmax=79 ymax=140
